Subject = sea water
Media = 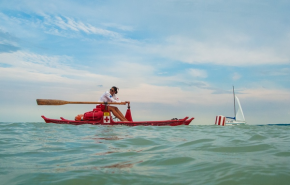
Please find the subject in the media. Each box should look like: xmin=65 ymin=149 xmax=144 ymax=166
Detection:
xmin=0 ymin=122 xmax=290 ymax=185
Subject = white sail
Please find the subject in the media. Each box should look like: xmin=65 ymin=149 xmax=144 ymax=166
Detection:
xmin=224 ymin=87 xmax=246 ymax=125
xmin=235 ymin=95 xmax=245 ymax=122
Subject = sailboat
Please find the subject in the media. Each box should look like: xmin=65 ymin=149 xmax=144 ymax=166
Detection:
xmin=225 ymin=86 xmax=246 ymax=125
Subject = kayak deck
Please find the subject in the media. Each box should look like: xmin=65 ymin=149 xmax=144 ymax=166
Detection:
xmin=41 ymin=116 xmax=194 ymax=126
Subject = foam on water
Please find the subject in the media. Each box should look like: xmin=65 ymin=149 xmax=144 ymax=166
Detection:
xmin=1 ymin=122 xmax=290 ymax=185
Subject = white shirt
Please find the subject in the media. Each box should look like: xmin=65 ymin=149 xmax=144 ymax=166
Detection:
xmin=98 ymin=91 xmax=121 ymax=103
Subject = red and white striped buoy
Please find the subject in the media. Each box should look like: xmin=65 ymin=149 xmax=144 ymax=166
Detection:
xmin=215 ymin=115 xmax=226 ymax=126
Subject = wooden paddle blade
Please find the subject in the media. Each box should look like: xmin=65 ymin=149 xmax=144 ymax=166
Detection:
xmin=37 ymin=99 xmax=68 ymax=105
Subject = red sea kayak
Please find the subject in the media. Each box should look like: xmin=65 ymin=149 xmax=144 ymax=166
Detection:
xmin=41 ymin=116 xmax=194 ymax=126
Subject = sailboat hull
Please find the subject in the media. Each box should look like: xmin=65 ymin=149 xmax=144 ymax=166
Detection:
xmin=225 ymin=118 xmax=246 ymax=125
xmin=225 ymin=122 xmax=246 ymax=125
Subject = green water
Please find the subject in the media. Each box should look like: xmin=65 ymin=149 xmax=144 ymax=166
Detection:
xmin=1 ymin=122 xmax=290 ymax=185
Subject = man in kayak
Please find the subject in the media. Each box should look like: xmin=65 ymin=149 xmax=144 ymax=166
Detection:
xmin=99 ymin=86 xmax=129 ymax=121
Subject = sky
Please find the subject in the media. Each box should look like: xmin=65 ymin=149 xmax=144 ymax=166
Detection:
xmin=0 ymin=0 xmax=289 ymax=124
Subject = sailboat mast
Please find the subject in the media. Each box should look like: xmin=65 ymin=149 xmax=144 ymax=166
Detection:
xmin=233 ymin=86 xmax=236 ymax=120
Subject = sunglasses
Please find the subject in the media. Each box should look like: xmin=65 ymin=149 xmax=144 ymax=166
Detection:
xmin=110 ymin=89 xmax=115 ymax=92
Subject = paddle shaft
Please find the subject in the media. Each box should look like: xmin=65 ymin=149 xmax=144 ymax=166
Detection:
xmin=37 ymin=99 xmax=127 ymax=105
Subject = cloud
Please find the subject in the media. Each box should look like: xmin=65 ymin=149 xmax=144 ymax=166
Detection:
xmin=121 ymin=83 xmax=215 ymax=105
xmin=0 ymin=29 xmax=20 ymax=53
xmin=258 ymin=68 xmax=290 ymax=76
xmin=146 ymin=36 xmax=290 ymax=66
xmin=102 ymin=23 xmax=134 ymax=32
xmin=44 ymin=15 xmax=121 ymax=38
xmin=0 ymin=51 xmax=119 ymax=85
xmin=0 ymin=43 xmax=20 ymax=53
xmin=241 ymin=88 xmax=290 ymax=102
xmin=232 ymin=72 xmax=241 ymax=80
xmin=0 ymin=12 xmax=126 ymax=40
xmin=188 ymin=68 xmax=207 ymax=78
xmin=0 ymin=50 xmax=233 ymax=106
xmin=0 ymin=29 xmax=19 ymax=43
xmin=119 ymin=84 xmax=290 ymax=109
